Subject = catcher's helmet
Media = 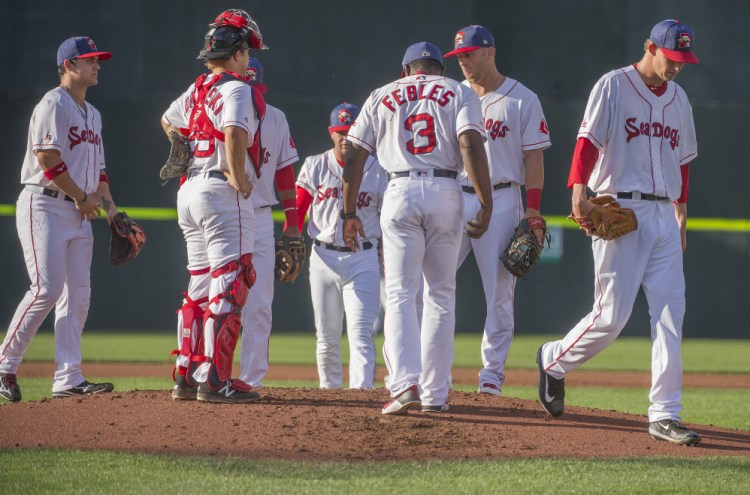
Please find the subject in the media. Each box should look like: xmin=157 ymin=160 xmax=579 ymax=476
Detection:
xmin=197 ymin=26 xmax=249 ymax=61
xmin=211 ymin=9 xmax=267 ymax=50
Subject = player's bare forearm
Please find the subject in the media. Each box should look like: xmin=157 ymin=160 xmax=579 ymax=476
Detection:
xmin=95 ymin=181 xmax=118 ymax=220
xmin=523 ymin=148 xmax=544 ymax=217
xmin=37 ymin=149 xmax=100 ymax=219
xmin=342 ymin=143 xmax=369 ymax=215
xmin=161 ymin=120 xmax=181 ymax=138
xmin=224 ymin=125 xmax=252 ymax=198
xmin=460 ymin=131 xmax=493 ymax=211
xmin=674 ymin=202 xmax=687 ymax=251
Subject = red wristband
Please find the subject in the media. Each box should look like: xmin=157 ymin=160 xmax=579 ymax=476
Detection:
xmin=43 ymin=162 xmax=68 ymax=180
xmin=99 ymin=171 xmax=109 ymax=184
xmin=526 ymin=187 xmax=542 ymax=211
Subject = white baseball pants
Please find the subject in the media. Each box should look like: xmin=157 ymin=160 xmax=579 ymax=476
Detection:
xmin=0 ymin=188 xmax=93 ymax=392
xmin=381 ymin=176 xmax=463 ymax=407
xmin=457 ymin=185 xmax=523 ymax=391
xmin=540 ymin=199 xmax=686 ymax=422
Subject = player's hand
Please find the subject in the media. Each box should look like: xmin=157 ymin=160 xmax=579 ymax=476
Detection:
xmin=525 ymin=208 xmax=545 ymax=245
xmin=343 ymin=216 xmax=366 ymax=252
xmin=571 ymin=198 xmax=596 ymax=235
xmin=282 ymin=224 xmax=301 ymax=238
xmin=228 ymin=173 xmax=253 ymax=199
xmin=466 ymin=204 xmax=491 ymax=239
xmin=75 ymin=194 xmax=101 ymax=221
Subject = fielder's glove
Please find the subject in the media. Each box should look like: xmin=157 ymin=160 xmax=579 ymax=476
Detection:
xmin=109 ymin=212 xmax=147 ymax=266
xmin=501 ymin=216 xmax=550 ymax=278
xmin=274 ymin=235 xmax=306 ymax=283
xmin=569 ymin=195 xmax=637 ymax=240
xmin=159 ymin=131 xmax=192 ymax=182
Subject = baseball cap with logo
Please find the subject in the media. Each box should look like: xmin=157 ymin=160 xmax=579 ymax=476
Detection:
xmin=246 ymin=57 xmax=267 ymax=94
xmin=56 ymin=36 xmax=112 ymax=66
xmin=650 ymin=19 xmax=699 ymax=64
xmin=329 ymin=102 xmax=360 ymax=133
xmin=402 ymin=41 xmax=445 ymax=71
xmin=444 ymin=25 xmax=495 ymax=57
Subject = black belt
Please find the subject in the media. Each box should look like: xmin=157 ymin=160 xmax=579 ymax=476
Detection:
xmin=314 ymin=239 xmax=374 ymax=252
xmin=461 ymin=182 xmax=512 ymax=194
xmin=42 ymin=188 xmax=74 ymax=202
xmin=388 ymin=169 xmax=458 ymax=181
xmin=188 ymin=170 xmax=227 ymax=181
xmin=616 ymin=192 xmax=669 ymax=201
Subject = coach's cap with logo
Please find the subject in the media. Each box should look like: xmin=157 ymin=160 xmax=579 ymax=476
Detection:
xmin=650 ymin=19 xmax=699 ymax=64
xmin=444 ymin=25 xmax=495 ymax=57
xmin=402 ymin=41 xmax=445 ymax=69
xmin=329 ymin=102 xmax=360 ymax=133
xmin=246 ymin=57 xmax=267 ymax=94
xmin=56 ymin=36 xmax=112 ymax=66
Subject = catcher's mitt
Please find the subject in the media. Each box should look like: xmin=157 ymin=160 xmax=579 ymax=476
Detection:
xmin=569 ymin=195 xmax=637 ymax=240
xmin=159 ymin=131 xmax=192 ymax=182
xmin=501 ymin=216 xmax=550 ymax=279
xmin=274 ymin=235 xmax=306 ymax=283
xmin=109 ymin=212 xmax=147 ymax=266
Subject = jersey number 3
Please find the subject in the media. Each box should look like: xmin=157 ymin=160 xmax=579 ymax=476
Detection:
xmin=405 ymin=113 xmax=436 ymax=155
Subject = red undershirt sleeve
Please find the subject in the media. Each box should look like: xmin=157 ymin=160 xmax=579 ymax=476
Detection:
xmin=294 ymin=186 xmax=313 ymax=232
xmin=677 ymin=163 xmax=690 ymax=203
xmin=567 ymin=137 xmax=599 ymax=188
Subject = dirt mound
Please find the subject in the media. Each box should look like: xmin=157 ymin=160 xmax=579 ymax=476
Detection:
xmin=1 ymin=388 xmax=748 ymax=461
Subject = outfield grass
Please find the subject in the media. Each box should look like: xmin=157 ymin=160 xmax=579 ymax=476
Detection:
xmin=19 ymin=331 xmax=750 ymax=374
xmin=1 ymin=450 xmax=749 ymax=495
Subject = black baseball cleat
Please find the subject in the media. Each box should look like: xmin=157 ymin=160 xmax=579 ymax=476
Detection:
xmin=172 ymin=375 xmax=198 ymax=401
xmin=53 ymin=380 xmax=114 ymax=398
xmin=197 ymin=380 xmax=260 ymax=403
xmin=537 ymin=345 xmax=565 ymax=417
xmin=0 ymin=373 xmax=22 ymax=402
xmin=649 ymin=419 xmax=702 ymax=446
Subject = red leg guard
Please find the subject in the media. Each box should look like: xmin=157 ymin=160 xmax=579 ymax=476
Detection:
xmin=205 ymin=254 xmax=256 ymax=389
xmin=171 ymin=294 xmax=208 ymax=387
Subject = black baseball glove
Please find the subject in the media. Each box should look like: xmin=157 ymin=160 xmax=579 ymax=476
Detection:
xmin=500 ymin=216 xmax=550 ymax=278
xmin=109 ymin=212 xmax=147 ymax=266
xmin=274 ymin=235 xmax=306 ymax=282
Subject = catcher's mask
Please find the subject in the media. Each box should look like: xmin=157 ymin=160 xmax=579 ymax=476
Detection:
xmin=211 ymin=9 xmax=267 ymax=51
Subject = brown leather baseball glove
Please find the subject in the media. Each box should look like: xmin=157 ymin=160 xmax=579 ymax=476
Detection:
xmin=109 ymin=212 xmax=147 ymax=266
xmin=274 ymin=235 xmax=306 ymax=283
xmin=159 ymin=131 xmax=192 ymax=182
xmin=570 ymin=195 xmax=638 ymax=240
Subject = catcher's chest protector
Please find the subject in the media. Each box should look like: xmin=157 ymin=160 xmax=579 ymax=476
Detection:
xmin=188 ymin=72 xmax=266 ymax=177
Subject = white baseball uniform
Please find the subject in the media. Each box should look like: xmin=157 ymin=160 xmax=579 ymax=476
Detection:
xmin=0 ymin=87 xmax=104 ymax=392
xmin=539 ymin=64 xmax=698 ymax=422
xmin=162 ymin=73 xmax=257 ymax=384
xmin=297 ymin=151 xmax=386 ymax=388
xmin=457 ymin=78 xmax=551 ymax=391
xmin=347 ymin=74 xmax=485 ymax=407
xmin=239 ymin=104 xmax=299 ymax=388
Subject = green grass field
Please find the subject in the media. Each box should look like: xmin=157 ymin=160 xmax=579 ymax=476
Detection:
xmin=2 ymin=331 xmax=749 ymax=494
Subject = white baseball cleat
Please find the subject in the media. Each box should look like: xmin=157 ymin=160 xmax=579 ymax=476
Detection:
xmin=479 ymin=382 xmax=502 ymax=397
xmin=382 ymin=384 xmax=421 ymax=415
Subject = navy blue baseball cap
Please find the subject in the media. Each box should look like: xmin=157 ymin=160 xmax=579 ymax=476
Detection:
xmin=56 ymin=36 xmax=112 ymax=66
xmin=246 ymin=57 xmax=267 ymax=94
xmin=444 ymin=25 xmax=494 ymax=57
xmin=650 ymin=19 xmax=699 ymax=64
xmin=329 ymin=103 xmax=359 ymax=133
xmin=402 ymin=41 xmax=445 ymax=69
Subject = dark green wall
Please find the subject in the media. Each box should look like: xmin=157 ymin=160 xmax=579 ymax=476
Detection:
xmin=1 ymin=1 xmax=748 ymax=338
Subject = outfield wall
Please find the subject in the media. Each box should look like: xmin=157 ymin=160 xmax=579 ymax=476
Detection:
xmin=1 ymin=1 xmax=748 ymax=338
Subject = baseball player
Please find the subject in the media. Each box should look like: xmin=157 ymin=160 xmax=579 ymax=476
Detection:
xmin=444 ymin=25 xmax=551 ymax=397
xmin=0 ymin=37 xmax=119 ymax=402
xmin=296 ymin=103 xmax=386 ymax=389
xmin=342 ymin=42 xmax=493 ymax=413
xmin=537 ymin=20 xmax=701 ymax=445
xmin=161 ymin=9 xmax=266 ymax=403
xmin=238 ymin=58 xmax=301 ymax=388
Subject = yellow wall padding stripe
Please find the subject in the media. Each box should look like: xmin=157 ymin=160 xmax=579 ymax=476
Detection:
xmin=0 ymin=205 xmax=748 ymax=232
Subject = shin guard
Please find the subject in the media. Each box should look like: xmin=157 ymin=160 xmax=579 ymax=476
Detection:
xmin=205 ymin=254 xmax=256 ymax=389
